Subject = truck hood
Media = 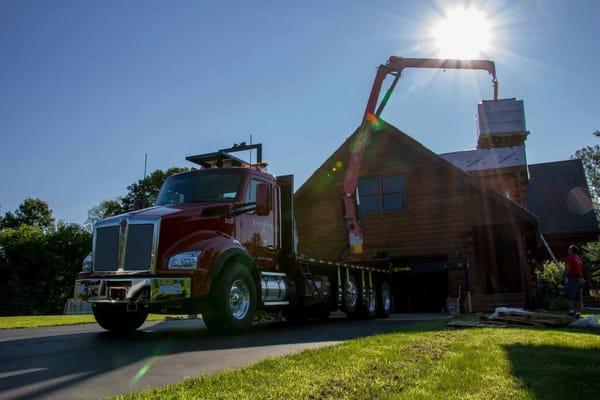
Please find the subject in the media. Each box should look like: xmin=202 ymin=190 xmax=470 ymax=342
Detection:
xmin=97 ymin=203 xmax=232 ymax=225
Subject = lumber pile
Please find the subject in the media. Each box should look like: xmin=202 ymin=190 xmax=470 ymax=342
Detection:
xmin=486 ymin=308 xmax=575 ymax=327
xmin=447 ymin=307 xmax=576 ymax=329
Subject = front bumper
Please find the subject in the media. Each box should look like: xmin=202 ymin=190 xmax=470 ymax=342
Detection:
xmin=74 ymin=277 xmax=191 ymax=304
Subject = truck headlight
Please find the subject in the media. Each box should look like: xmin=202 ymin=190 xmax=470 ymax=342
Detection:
xmin=82 ymin=253 xmax=93 ymax=272
xmin=168 ymin=250 xmax=202 ymax=270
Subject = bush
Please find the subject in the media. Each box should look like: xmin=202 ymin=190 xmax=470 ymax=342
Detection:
xmin=532 ymin=261 xmax=565 ymax=310
xmin=582 ymin=241 xmax=600 ymax=296
xmin=0 ymin=223 xmax=91 ymax=315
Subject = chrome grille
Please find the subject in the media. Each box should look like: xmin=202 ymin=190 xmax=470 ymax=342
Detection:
xmin=94 ymin=226 xmax=120 ymax=271
xmin=124 ymin=224 xmax=154 ymax=270
xmin=92 ymin=216 xmax=159 ymax=273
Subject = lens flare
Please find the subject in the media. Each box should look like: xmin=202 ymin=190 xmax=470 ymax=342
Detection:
xmin=431 ymin=7 xmax=492 ymax=59
xmin=130 ymin=358 xmax=155 ymax=386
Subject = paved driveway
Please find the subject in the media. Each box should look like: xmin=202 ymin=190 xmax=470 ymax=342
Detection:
xmin=0 ymin=315 xmax=420 ymax=399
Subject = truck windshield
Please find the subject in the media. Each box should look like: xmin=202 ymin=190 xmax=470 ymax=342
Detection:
xmin=156 ymin=171 xmax=244 ymax=205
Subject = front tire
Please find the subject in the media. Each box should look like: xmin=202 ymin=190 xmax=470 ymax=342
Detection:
xmin=203 ymin=263 xmax=257 ymax=335
xmin=93 ymin=304 xmax=148 ymax=333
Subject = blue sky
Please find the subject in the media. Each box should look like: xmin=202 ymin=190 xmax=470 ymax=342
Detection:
xmin=1 ymin=0 xmax=599 ymax=224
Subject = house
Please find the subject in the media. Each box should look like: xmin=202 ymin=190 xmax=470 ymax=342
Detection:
xmin=295 ymin=98 xmax=598 ymax=312
xmin=294 ymin=118 xmax=539 ymax=312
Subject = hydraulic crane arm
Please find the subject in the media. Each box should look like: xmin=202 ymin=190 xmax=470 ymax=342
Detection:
xmin=342 ymin=56 xmax=498 ymax=259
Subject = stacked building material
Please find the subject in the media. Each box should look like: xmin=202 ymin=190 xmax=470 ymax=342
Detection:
xmin=476 ymin=98 xmax=528 ymax=149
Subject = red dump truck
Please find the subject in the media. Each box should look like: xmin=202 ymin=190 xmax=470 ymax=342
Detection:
xmin=75 ymin=143 xmax=392 ymax=334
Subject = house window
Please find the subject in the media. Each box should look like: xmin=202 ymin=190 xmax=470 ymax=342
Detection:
xmin=358 ymin=175 xmax=406 ymax=213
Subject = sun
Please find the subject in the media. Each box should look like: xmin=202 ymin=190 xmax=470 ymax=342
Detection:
xmin=431 ymin=7 xmax=492 ymax=59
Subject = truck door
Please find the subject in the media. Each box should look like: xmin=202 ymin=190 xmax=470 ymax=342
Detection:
xmin=238 ymin=178 xmax=279 ymax=270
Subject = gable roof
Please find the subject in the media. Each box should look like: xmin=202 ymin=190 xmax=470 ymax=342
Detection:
xmin=527 ymin=159 xmax=599 ymax=235
xmin=296 ymin=119 xmax=538 ymax=225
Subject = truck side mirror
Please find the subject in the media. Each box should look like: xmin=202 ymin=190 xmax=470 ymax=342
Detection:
xmin=255 ymin=183 xmax=270 ymax=216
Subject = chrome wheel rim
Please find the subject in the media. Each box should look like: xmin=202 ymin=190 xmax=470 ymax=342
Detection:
xmin=229 ymin=279 xmax=250 ymax=320
xmin=345 ymin=279 xmax=358 ymax=310
xmin=367 ymin=289 xmax=377 ymax=313
xmin=382 ymin=284 xmax=392 ymax=312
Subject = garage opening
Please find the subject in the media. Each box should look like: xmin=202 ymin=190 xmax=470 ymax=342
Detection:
xmin=391 ymin=256 xmax=449 ymax=312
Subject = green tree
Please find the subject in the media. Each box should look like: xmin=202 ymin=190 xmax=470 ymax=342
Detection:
xmin=85 ymin=199 xmax=123 ymax=230
xmin=0 ymin=198 xmax=54 ymax=231
xmin=46 ymin=222 xmax=92 ymax=312
xmin=571 ymin=133 xmax=600 ymax=207
xmin=0 ymin=225 xmax=51 ymax=314
xmin=0 ymin=222 xmax=91 ymax=314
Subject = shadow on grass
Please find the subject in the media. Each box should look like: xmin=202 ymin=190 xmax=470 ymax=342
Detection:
xmin=505 ymin=343 xmax=600 ymax=400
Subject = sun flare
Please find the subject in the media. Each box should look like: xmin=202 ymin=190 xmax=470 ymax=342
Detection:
xmin=431 ymin=7 xmax=492 ymax=59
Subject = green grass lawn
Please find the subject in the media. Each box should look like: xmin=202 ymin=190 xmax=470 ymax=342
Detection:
xmin=0 ymin=314 xmax=180 ymax=329
xmin=116 ymin=320 xmax=600 ymax=400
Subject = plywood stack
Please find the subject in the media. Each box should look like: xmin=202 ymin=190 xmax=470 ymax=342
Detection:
xmin=483 ymin=308 xmax=575 ymax=327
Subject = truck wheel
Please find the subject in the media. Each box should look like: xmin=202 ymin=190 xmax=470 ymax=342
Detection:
xmin=342 ymin=275 xmax=359 ymax=316
xmin=93 ymin=305 xmax=148 ymax=333
xmin=376 ymin=280 xmax=393 ymax=318
xmin=355 ymin=286 xmax=377 ymax=320
xmin=203 ymin=263 xmax=257 ymax=335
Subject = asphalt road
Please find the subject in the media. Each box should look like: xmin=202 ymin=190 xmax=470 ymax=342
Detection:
xmin=0 ymin=315 xmax=416 ymax=400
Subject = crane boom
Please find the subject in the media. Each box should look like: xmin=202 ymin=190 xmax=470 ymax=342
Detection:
xmin=343 ymin=56 xmax=499 ymax=259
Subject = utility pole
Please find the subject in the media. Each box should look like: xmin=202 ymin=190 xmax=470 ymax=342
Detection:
xmin=249 ymin=134 xmax=253 ymax=165
xmin=144 ymin=153 xmax=148 ymax=178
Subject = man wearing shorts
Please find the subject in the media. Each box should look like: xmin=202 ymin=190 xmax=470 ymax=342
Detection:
xmin=563 ymin=245 xmax=585 ymax=318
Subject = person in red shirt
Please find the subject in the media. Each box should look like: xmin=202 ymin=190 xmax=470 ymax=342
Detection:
xmin=563 ymin=245 xmax=585 ymax=318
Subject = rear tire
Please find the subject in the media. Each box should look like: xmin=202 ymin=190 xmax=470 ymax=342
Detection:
xmin=93 ymin=305 xmax=148 ymax=333
xmin=355 ymin=285 xmax=377 ymax=320
xmin=342 ymin=275 xmax=359 ymax=316
xmin=376 ymin=280 xmax=393 ymax=318
xmin=203 ymin=263 xmax=257 ymax=335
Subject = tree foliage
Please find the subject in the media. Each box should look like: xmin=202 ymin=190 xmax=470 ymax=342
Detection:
xmin=0 ymin=198 xmax=54 ymax=231
xmin=571 ymin=134 xmax=600 ymax=207
xmin=0 ymin=201 xmax=91 ymax=315
xmin=582 ymin=241 xmax=600 ymax=294
xmin=85 ymin=199 xmax=123 ymax=230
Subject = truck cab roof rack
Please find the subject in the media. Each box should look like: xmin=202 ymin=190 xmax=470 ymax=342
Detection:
xmin=186 ymin=143 xmax=263 ymax=169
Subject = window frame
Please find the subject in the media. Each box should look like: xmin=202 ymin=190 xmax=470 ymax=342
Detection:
xmin=244 ymin=178 xmax=272 ymax=214
xmin=357 ymin=174 xmax=407 ymax=214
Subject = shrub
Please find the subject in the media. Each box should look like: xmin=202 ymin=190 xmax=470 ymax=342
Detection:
xmin=582 ymin=241 xmax=600 ymax=296
xmin=532 ymin=260 xmax=565 ymax=310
